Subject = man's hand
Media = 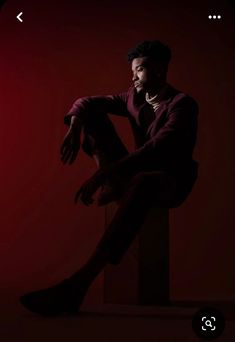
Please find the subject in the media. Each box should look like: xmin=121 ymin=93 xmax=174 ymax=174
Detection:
xmin=60 ymin=125 xmax=81 ymax=165
xmin=74 ymin=169 xmax=105 ymax=206
xmin=74 ymin=163 xmax=120 ymax=206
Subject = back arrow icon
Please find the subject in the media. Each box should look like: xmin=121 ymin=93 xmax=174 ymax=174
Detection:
xmin=17 ymin=12 xmax=23 ymax=22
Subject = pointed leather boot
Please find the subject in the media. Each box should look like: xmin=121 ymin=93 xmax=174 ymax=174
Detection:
xmin=20 ymin=277 xmax=90 ymax=316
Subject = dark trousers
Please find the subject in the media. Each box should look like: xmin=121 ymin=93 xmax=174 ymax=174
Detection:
xmin=81 ymin=112 xmax=188 ymax=265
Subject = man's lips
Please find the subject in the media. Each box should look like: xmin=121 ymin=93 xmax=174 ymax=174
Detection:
xmin=134 ymin=83 xmax=141 ymax=87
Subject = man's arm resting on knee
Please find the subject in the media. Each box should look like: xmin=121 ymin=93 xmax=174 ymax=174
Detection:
xmin=64 ymin=90 xmax=131 ymax=127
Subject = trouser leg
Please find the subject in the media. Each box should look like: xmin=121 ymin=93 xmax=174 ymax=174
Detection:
xmin=95 ymin=171 xmax=178 ymax=265
xmin=80 ymin=112 xmax=129 ymax=163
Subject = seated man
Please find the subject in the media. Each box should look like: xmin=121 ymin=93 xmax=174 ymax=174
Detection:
xmin=20 ymin=40 xmax=199 ymax=315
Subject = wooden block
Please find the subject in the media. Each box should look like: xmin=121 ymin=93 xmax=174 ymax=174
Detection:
xmin=103 ymin=203 xmax=170 ymax=305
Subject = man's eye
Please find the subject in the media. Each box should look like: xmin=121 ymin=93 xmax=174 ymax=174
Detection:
xmin=137 ymin=68 xmax=143 ymax=72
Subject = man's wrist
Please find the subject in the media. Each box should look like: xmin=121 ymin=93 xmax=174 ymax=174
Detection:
xmin=70 ymin=115 xmax=82 ymax=131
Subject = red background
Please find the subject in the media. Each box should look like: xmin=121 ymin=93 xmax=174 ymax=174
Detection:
xmin=0 ymin=0 xmax=235 ymax=307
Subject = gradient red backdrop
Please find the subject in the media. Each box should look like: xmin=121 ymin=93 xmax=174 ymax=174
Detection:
xmin=0 ymin=0 xmax=235 ymax=308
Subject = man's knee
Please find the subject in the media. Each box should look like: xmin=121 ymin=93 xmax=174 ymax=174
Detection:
xmin=128 ymin=170 xmax=177 ymax=200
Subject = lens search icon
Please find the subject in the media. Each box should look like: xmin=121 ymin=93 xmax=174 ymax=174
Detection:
xmin=202 ymin=316 xmax=216 ymax=331
xmin=192 ymin=307 xmax=225 ymax=340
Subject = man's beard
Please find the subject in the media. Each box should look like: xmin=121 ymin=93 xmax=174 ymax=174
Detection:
xmin=135 ymin=84 xmax=147 ymax=94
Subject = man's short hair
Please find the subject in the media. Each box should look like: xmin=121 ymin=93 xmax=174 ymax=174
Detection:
xmin=127 ymin=40 xmax=171 ymax=68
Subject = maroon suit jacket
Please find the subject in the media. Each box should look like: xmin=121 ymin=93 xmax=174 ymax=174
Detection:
xmin=64 ymin=84 xmax=198 ymax=207
xmin=64 ymin=84 xmax=199 ymax=202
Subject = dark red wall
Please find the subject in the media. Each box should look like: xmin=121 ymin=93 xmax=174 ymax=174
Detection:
xmin=0 ymin=0 xmax=234 ymax=304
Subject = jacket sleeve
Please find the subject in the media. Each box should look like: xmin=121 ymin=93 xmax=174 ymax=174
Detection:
xmin=64 ymin=90 xmax=130 ymax=126
xmin=112 ymin=96 xmax=199 ymax=175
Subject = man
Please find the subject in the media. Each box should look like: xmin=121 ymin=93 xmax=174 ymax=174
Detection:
xmin=20 ymin=40 xmax=199 ymax=315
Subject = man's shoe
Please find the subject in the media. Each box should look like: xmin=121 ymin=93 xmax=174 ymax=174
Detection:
xmin=20 ymin=277 xmax=89 ymax=316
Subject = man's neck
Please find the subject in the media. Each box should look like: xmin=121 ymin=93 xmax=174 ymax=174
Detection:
xmin=147 ymin=81 xmax=167 ymax=98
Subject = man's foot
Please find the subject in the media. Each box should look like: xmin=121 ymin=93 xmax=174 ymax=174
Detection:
xmin=20 ymin=277 xmax=90 ymax=316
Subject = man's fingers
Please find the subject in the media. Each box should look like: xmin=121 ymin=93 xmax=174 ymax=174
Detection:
xmin=60 ymin=134 xmax=71 ymax=155
xmin=79 ymin=188 xmax=91 ymax=205
xmin=74 ymin=187 xmax=83 ymax=203
xmin=60 ymin=141 xmax=67 ymax=155
xmin=61 ymin=148 xmax=72 ymax=164
xmin=60 ymin=139 xmax=66 ymax=154
xmin=68 ymin=149 xmax=78 ymax=164
xmin=75 ymin=186 xmax=89 ymax=203
xmin=74 ymin=185 xmax=95 ymax=206
xmin=61 ymin=146 xmax=79 ymax=164
xmin=80 ymin=194 xmax=94 ymax=206
xmin=61 ymin=150 xmax=70 ymax=163
xmin=75 ymin=193 xmax=92 ymax=206
xmin=60 ymin=143 xmax=70 ymax=159
xmin=74 ymin=173 xmax=103 ymax=206
xmin=60 ymin=141 xmax=79 ymax=165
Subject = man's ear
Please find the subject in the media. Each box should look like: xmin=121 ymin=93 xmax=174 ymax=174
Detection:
xmin=154 ymin=62 xmax=165 ymax=77
xmin=155 ymin=62 xmax=168 ymax=78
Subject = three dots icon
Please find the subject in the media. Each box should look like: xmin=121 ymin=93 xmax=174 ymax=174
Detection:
xmin=208 ymin=15 xmax=222 ymax=19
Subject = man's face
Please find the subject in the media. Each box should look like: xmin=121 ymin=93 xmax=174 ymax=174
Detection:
xmin=131 ymin=56 xmax=163 ymax=94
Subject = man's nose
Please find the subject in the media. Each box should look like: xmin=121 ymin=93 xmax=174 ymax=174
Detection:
xmin=132 ymin=72 xmax=138 ymax=82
